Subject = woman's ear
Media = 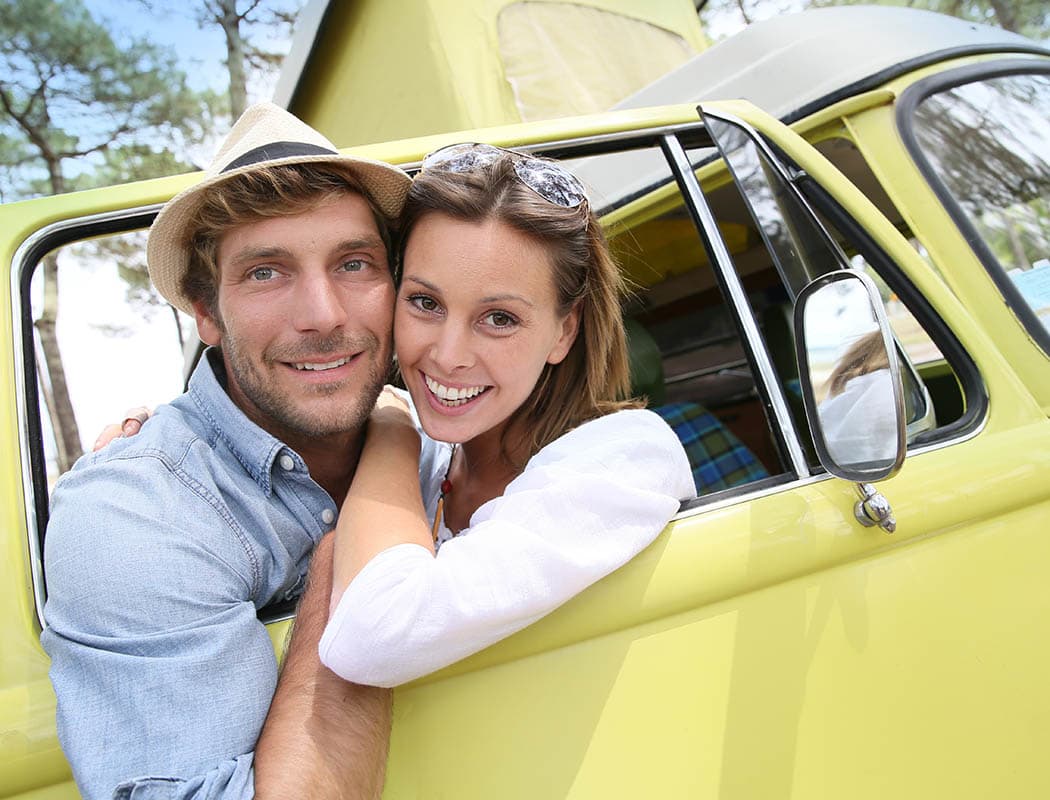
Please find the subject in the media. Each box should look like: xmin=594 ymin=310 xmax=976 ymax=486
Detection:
xmin=192 ymin=300 xmax=223 ymax=347
xmin=546 ymin=304 xmax=581 ymax=365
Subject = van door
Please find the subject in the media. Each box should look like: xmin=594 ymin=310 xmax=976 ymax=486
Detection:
xmin=380 ymin=104 xmax=1050 ymax=799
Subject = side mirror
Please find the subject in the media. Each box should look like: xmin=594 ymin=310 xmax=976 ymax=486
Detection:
xmin=794 ymin=270 xmax=906 ymax=485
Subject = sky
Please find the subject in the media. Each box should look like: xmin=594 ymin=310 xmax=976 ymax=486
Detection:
xmin=83 ymin=0 xmax=300 ymax=97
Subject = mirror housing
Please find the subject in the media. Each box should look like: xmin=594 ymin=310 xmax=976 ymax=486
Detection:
xmin=794 ymin=270 xmax=906 ymax=483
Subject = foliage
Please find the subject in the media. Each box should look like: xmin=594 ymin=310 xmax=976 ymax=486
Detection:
xmin=0 ymin=0 xmax=213 ymax=470
xmin=700 ymin=0 xmax=1050 ymax=41
xmin=0 ymin=0 xmax=210 ymax=200
xmin=135 ymin=0 xmax=302 ymax=120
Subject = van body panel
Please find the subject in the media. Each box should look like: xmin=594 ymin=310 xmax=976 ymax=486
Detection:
xmin=3 ymin=11 xmax=1049 ymax=798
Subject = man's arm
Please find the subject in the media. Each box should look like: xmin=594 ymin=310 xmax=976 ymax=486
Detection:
xmin=43 ymin=455 xmax=390 ymax=800
xmin=254 ymin=532 xmax=391 ymax=799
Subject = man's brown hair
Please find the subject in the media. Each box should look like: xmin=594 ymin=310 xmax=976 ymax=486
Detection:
xmin=182 ymin=163 xmax=396 ymax=316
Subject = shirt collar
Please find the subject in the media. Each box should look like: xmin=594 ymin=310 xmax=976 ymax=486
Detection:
xmin=187 ymin=347 xmax=295 ymax=496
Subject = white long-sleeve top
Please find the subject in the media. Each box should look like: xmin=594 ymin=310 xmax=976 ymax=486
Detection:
xmin=318 ymin=408 xmax=694 ymax=687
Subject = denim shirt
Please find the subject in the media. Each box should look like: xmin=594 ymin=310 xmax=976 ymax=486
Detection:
xmin=41 ymin=348 xmax=340 ymax=800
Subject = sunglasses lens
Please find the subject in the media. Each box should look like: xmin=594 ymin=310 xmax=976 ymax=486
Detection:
xmin=513 ymin=159 xmax=587 ymax=208
xmin=422 ymin=142 xmax=587 ymax=208
xmin=422 ymin=143 xmax=502 ymax=173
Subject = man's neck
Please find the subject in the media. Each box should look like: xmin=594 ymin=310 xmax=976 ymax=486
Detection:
xmin=280 ymin=428 xmax=365 ymax=506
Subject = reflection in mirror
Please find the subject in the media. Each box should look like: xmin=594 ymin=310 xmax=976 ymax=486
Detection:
xmin=796 ymin=271 xmax=905 ymax=481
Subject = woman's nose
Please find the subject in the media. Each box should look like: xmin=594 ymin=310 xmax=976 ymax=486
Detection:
xmin=429 ymin=322 xmax=475 ymax=373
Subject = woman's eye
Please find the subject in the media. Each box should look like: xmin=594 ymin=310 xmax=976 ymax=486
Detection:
xmin=339 ymin=258 xmax=366 ymax=273
xmin=485 ymin=311 xmax=517 ymax=329
xmin=248 ymin=266 xmax=275 ymax=281
xmin=409 ymin=294 xmax=440 ymax=313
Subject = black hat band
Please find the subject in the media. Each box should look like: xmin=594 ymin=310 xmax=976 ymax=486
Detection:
xmin=221 ymin=141 xmax=338 ymax=173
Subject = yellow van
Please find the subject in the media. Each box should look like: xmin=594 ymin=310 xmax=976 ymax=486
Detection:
xmin=2 ymin=6 xmax=1049 ymax=798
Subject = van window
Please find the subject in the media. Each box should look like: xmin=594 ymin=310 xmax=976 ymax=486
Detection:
xmin=908 ymin=68 xmax=1050 ymax=351
xmin=572 ymin=143 xmax=791 ymax=496
xmin=683 ymin=117 xmax=979 ymax=450
xmin=30 ymin=230 xmax=189 ymax=485
xmin=804 ymin=135 xmax=968 ymax=433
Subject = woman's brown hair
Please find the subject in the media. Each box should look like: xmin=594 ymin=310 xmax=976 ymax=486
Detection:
xmin=399 ymin=155 xmax=638 ymax=464
xmin=825 ymin=330 xmax=890 ymax=398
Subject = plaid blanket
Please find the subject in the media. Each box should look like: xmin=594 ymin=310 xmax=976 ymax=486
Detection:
xmin=653 ymin=402 xmax=769 ymax=495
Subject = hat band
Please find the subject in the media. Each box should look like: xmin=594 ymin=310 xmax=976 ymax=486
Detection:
xmin=221 ymin=141 xmax=338 ymax=173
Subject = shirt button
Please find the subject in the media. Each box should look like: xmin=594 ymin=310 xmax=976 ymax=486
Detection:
xmin=321 ymin=509 xmax=336 ymax=525
xmin=279 ymin=454 xmax=295 ymax=471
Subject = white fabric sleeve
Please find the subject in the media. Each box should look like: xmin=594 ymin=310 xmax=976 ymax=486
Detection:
xmin=319 ymin=409 xmax=693 ymax=687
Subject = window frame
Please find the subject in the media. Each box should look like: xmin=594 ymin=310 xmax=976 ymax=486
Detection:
xmin=14 ymin=205 xmax=161 ymax=626
xmin=896 ymin=58 xmax=1050 ymax=358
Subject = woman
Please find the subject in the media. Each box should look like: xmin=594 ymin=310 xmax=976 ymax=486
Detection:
xmin=318 ymin=144 xmax=694 ymax=687
xmin=817 ymin=330 xmax=897 ymax=466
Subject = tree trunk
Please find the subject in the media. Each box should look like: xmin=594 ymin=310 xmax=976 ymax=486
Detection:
xmin=35 ymin=251 xmax=83 ymax=473
xmin=987 ymin=0 xmax=1019 ymax=32
xmin=219 ymin=0 xmax=248 ymax=118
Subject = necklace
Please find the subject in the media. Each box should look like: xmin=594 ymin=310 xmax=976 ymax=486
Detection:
xmin=432 ymin=443 xmax=458 ymax=543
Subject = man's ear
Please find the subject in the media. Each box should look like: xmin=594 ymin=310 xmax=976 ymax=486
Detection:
xmin=546 ymin=304 xmax=581 ymax=365
xmin=192 ymin=300 xmax=223 ymax=346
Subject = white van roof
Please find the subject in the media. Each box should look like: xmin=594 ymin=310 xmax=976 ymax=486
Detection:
xmin=614 ymin=5 xmax=1048 ymax=121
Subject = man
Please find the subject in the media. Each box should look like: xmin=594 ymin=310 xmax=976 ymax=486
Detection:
xmin=41 ymin=102 xmax=411 ymax=800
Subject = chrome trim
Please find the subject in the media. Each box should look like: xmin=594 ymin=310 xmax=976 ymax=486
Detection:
xmin=672 ymin=471 xmax=828 ymax=520
xmin=395 ymin=121 xmax=709 ymax=172
xmin=11 ymin=204 xmax=163 ymax=629
xmin=793 ymin=269 xmax=907 ymax=483
xmin=661 ymin=132 xmax=811 ymax=478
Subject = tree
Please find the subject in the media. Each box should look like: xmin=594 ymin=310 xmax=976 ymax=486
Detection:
xmin=136 ymin=0 xmax=302 ymax=120
xmin=700 ymin=0 xmax=1050 ymax=42
xmin=0 ymin=0 xmax=207 ymax=471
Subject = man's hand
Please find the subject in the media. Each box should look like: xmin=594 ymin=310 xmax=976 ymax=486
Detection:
xmin=254 ymin=532 xmax=392 ymax=799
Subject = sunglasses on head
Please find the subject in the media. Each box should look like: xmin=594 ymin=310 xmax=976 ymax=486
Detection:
xmin=421 ymin=142 xmax=588 ymax=209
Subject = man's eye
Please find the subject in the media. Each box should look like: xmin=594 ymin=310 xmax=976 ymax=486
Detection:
xmin=248 ymin=266 xmax=275 ymax=281
xmin=339 ymin=259 xmax=366 ymax=273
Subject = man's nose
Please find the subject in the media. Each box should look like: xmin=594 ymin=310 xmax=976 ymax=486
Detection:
xmin=292 ymin=272 xmax=348 ymax=334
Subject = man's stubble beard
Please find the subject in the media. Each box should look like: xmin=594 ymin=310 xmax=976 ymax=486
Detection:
xmin=221 ymin=329 xmax=391 ymax=441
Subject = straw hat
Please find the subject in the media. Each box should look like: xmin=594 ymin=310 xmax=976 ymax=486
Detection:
xmin=147 ymin=102 xmax=411 ymax=316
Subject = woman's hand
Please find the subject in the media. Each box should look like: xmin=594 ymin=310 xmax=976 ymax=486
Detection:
xmin=92 ymin=407 xmax=152 ymax=451
xmin=330 ymin=387 xmax=430 ymax=612
xmin=369 ymin=387 xmax=415 ymax=430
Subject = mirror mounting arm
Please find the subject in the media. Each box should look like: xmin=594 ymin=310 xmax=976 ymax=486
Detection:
xmin=854 ymin=482 xmax=897 ymax=533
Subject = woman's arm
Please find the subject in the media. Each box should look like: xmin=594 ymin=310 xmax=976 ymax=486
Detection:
xmin=330 ymin=390 xmax=431 ymax=617
xmin=319 ymin=409 xmax=694 ymax=688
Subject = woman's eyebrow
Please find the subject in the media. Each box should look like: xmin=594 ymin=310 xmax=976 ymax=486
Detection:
xmin=401 ymin=275 xmax=533 ymax=306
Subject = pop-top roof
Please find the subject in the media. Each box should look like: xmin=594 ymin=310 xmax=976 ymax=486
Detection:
xmin=614 ymin=5 xmax=1049 ymax=120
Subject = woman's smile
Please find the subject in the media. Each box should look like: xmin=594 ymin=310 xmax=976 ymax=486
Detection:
xmin=423 ymin=373 xmax=491 ymax=407
xmin=395 ymin=213 xmax=578 ymax=447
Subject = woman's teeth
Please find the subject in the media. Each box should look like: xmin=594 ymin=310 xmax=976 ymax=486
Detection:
xmin=425 ymin=374 xmax=486 ymax=406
